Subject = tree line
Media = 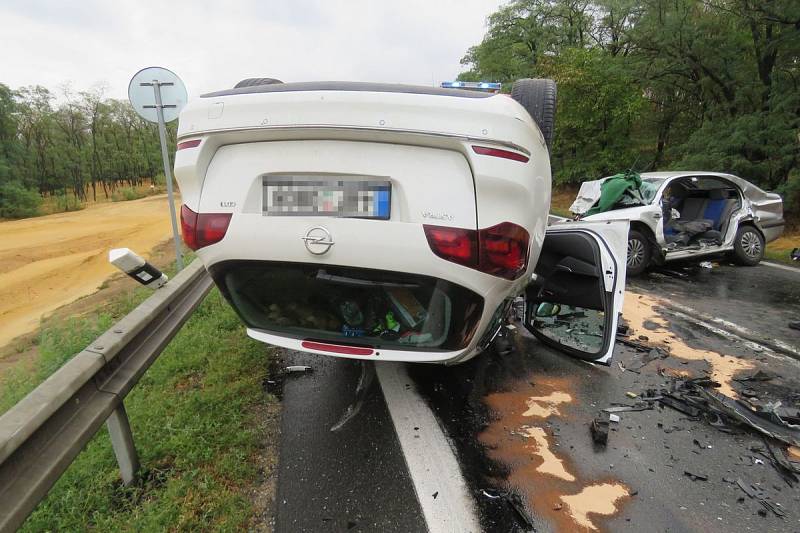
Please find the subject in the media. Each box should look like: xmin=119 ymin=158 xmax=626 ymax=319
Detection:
xmin=459 ymin=0 xmax=800 ymax=215
xmin=0 ymin=83 xmax=171 ymax=218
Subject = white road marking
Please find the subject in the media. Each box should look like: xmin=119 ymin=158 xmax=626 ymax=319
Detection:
xmin=762 ymin=261 xmax=800 ymax=274
xmin=658 ymin=300 xmax=800 ymax=361
xmin=376 ymin=362 xmax=481 ymax=533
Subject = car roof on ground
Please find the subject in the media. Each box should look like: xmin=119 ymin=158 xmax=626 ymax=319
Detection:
xmin=202 ymin=81 xmax=497 ymax=99
xmin=640 ymin=171 xmax=736 ymax=180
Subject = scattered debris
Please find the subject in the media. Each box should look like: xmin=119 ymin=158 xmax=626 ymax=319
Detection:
xmin=617 ymin=361 xmax=640 ymax=374
xmin=609 ymin=414 xmax=621 ymax=423
xmin=330 ymin=362 xmax=375 ymax=432
xmin=684 ymin=470 xmax=708 ymax=481
xmin=591 ymin=414 xmax=610 ymax=445
xmin=480 ymin=488 xmax=536 ymax=530
xmin=285 ymin=365 xmax=312 ymax=373
xmin=616 ymin=336 xmax=653 ymax=352
xmin=699 ymin=261 xmax=713 ymax=269
xmin=734 ymin=370 xmax=774 ymax=383
xmin=736 ymin=478 xmax=786 ymax=518
xmin=692 ymin=386 xmax=800 ymax=448
xmin=658 ymin=394 xmax=701 ymax=418
xmin=553 ymin=502 xmax=563 ymax=510
xmin=506 ymin=492 xmax=535 ymax=530
xmin=625 ymin=347 xmax=669 ymax=371
xmin=758 ymin=439 xmax=800 ymax=485
xmin=625 ymin=392 xmax=638 ymax=399
xmin=602 ymin=403 xmax=652 ymax=414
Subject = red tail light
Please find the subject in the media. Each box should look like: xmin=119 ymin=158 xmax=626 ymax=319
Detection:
xmin=180 ymin=204 xmax=232 ymax=250
xmin=424 ymin=222 xmax=529 ymax=280
xmin=479 ymin=222 xmax=530 ymax=279
xmin=423 ymin=225 xmax=478 ymax=267
xmin=472 ymin=145 xmax=529 ymax=163
xmin=177 ymin=139 xmax=202 ymax=150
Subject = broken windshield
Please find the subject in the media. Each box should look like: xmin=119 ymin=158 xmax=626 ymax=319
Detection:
xmin=640 ymin=179 xmax=663 ymax=203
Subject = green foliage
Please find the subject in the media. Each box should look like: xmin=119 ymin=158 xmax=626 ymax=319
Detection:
xmin=461 ymin=0 xmax=800 ymax=216
xmin=0 ymin=180 xmax=41 ymax=218
xmin=0 ymin=259 xmax=271 ymax=531
xmin=0 ymin=82 xmax=172 ymax=217
xmin=53 ymin=192 xmax=85 ymax=213
xmin=539 ymin=48 xmax=648 ymax=183
xmin=111 ymin=187 xmax=146 ymax=202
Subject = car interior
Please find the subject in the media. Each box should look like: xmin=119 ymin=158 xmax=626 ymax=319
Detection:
xmin=661 ymin=176 xmax=742 ymax=248
xmin=525 ymin=231 xmax=609 ymax=357
xmin=212 ymin=261 xmax=485 ymax=352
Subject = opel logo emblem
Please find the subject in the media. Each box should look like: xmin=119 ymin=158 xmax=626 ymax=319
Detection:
xmin=301 ymin=226 xmax=335 ymax=255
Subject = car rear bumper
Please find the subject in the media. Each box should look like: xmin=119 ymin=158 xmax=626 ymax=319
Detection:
xmin=761 ymin=220 xmax=784 ymax=243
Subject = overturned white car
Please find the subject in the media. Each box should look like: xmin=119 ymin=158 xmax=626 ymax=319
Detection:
xmin=571 ymin=172 xmax=784 ymax=275
xmin=174 ymin=79 xmax=628 ymax=365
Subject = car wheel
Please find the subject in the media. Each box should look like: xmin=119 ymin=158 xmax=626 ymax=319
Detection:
xmin=626 ymin=229 xmax=651 ymax=276
xmin=732 ymin=225 xmax=764 ymax=266
xmin=510 ymin=79 xmax=557 ymax=152
xmin=234 ymin=78 xmax=283 ymax=88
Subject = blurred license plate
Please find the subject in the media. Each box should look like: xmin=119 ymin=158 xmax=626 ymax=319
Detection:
xmin=263 ymin=176 xmax=391 ymax=219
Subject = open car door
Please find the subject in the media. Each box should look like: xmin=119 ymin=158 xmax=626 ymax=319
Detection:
xmin=524 ymin=220 xmax=628 ymax=364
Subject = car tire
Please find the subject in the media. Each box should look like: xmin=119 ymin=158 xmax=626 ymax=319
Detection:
xmin=626 ymin=229 xmax=651 ymax=276
xmin=732 ymin=225 xmax=764 ymax=266
xmin=234 ymin=78 xmax=283 ymax=88
xmin=511 ymin=79 xmax=557 ymax=152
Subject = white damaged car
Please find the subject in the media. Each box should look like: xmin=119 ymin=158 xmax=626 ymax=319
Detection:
xmin=174 ymin=79 xmax=628 ymax=365
xmin=571 ymin=172 xmax=785 ymax=276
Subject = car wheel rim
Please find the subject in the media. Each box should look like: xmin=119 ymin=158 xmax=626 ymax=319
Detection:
xmin=741 ymin=231 xmax=762 ymax=258
xmin=627 ymin=238 xmax=645 ymax=267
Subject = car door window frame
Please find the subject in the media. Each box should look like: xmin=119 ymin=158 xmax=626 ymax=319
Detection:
xmin=524 ymin=225 xmax=624 ymax=363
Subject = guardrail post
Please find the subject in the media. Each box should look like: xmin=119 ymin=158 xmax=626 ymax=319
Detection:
xmin=106 ymin=403 xmax=140 ymax=485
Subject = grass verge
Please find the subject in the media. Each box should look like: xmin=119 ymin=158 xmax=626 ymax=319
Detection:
xmin=1 ymin=261 xmax=277 ymax=531
xmin=765 ymin=230 xmax=799 ymax=265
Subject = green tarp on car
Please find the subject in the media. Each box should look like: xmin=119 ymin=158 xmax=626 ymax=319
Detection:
xmin=585 ymin=172 xmax=643 ymax=216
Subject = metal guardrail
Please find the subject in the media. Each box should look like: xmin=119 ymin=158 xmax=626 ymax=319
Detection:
xmin=0 ymin=260 xmax=213 ymax=532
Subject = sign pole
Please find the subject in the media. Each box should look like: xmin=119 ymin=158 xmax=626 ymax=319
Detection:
xmin=144 ymin=80 xmax=184 ymax=271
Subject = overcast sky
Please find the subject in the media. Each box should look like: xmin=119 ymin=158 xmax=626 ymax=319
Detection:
xmin=1 ymin=0 xmax=504 ymax=101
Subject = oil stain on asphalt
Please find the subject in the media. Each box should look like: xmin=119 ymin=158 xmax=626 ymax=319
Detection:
xmin=480 ymin=376 xmax=630 ymax=531
xmin=623 ymin=291 xmax=754 ymax=398
xmin=410 ymin=283 xmax=800 ymax=532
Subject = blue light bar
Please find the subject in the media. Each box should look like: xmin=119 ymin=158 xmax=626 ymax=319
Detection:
xmin=440 ymin=81 xmax=501 ymax=92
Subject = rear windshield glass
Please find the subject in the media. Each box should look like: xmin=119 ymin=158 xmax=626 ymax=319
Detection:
xmin=210 ymin=261 xmax=484 ymax=351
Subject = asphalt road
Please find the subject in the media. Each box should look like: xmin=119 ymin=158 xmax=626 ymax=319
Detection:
xmin=273 ymin=351 xmax=425 ymax=532
xmin=272 ymin=261 xmax=800 ymax=532
xmin=632 ymin=261 xmax=800 ymax=349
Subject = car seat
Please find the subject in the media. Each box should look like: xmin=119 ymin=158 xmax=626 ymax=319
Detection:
xmin=702 ymin=189 xmax=739 ymax=232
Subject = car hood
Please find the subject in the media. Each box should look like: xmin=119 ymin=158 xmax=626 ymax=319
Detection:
xmin=569 ymin=179 xmax=605 ymax=215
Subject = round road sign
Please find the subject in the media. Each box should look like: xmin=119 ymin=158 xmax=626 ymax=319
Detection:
xmin=127 ymin=66 xmax=187 ymax=123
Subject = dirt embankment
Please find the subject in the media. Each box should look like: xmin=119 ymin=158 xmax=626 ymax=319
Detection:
xmin=0 ymin=195 xmax=180 ymax=350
